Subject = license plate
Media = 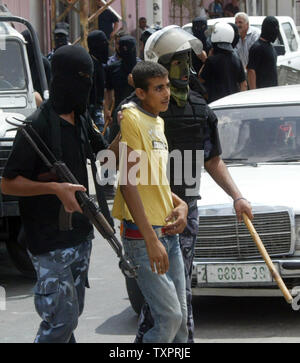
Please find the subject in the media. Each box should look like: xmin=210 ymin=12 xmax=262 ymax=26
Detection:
xmin=197 ymin=263 xmax=276 ymax=284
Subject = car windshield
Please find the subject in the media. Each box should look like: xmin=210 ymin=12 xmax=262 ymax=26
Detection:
xmin=214 ymin=105 xmax=300 ymax=163
xmin=0 ymin=40 xmax=26 ymax=90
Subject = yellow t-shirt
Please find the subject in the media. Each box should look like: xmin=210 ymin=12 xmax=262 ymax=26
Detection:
xmin=112 ymin=102 xmax=174 ymax=226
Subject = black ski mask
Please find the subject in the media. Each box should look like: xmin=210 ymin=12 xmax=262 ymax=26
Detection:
xmin=50 ymin=45 xmax=94 ymax=115
xmin=87 ymin=30 xmax=109 ymax=64
xmin=261 ymin=16 xmax=280 ymax=43
xmin=118 ymin=36 xmax=137 ymax=75
xmin=192 ymin=17 xmax=209 ymax=52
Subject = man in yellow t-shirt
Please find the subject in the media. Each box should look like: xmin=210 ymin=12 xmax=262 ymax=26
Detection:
xmin=112 ymin=61 xmax=188 ymax=343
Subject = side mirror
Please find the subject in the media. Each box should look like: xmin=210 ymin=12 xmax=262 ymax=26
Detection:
xmin=274 ymin=44 xmax=286 ymax=56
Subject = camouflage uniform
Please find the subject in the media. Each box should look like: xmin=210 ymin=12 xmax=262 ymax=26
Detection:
xmin=28 ymin=240 xmax=92 ymax=343
xmin=135 ymin=199 xmax=198 ymax=343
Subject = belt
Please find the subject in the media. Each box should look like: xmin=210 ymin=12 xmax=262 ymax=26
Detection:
xmin=122 ymin=221 xmax=168 ymax=240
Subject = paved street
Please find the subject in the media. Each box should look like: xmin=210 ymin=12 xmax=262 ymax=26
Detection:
xmin=1 ymin=205 xmax=300 ymax=344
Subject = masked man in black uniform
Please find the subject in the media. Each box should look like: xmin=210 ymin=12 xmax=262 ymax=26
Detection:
xmin=247 ymin=16 xmax=280 ymax=90
xmin=117 ymin=26 xmax=253 ymax=343
xmin=1 ymin=45 xmax=117 ymax=343
xmin=105 ymin=35 xmax=140 ymax=143
xmin=87 ymin=30 xmax=109 ymax=133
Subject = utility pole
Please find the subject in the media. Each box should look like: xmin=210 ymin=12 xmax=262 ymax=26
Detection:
xmin=80 ymin=0 xmax=89 ymax=49
xmin=121 ymin=0 xmax=127 ymax=32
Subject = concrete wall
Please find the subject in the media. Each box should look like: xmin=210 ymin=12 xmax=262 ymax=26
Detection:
xmin=2 ymin=0 xmax=48 ymax=52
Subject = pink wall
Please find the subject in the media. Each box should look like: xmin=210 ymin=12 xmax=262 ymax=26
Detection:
xmin=3 ymin=0 xmax=30 ymax=18
xmin=109 ymin=0 xmax=234 ymax=33
xmin=2 ymin=0 xmax=31 ymax=32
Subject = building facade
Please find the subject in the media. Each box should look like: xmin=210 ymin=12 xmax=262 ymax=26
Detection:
xmin=1 ymin=0 xmax=299 ymax=54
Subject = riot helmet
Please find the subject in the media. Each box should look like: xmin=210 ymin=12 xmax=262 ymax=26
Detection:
xmin=144 ymin=25 xmax=203 ymax=64
xmin=211 ymin=22 xmax=234 ymax=52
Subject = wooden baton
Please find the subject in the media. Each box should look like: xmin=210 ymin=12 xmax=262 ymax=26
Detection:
xmin=242 ymin=213 xmax=293 ymax=304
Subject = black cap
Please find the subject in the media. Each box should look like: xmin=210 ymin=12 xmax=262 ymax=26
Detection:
xmin=54 ymin=22 xmax=69 ymax=36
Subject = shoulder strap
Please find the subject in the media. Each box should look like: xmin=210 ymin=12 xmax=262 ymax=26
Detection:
xmin=80 ymin=116 xmax=115 ymax=230
xmin=41 ymin=101 xmax=63 ymax=160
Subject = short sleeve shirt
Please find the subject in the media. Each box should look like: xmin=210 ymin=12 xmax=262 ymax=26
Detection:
xmin=247 ymin=39 xmax=278 ymax=88
xmin=98 ymin=9 xmax=119 ymax=39
xmin=112 ymin=103 xmax=174 ymax=225
xmin=2 ymin=101 xmax=107 ymax=255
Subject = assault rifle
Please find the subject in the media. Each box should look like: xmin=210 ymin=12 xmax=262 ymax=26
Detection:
xmin=6 ymin=116 xmax=137 ymax=279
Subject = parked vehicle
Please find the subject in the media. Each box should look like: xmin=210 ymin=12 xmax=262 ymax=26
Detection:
xmin=183 ymin=16 xmax=300 ymax=71
xmin=194 ymin=84 xmax=300 ymax=298
xmin=0 ymin=5 xmax=48 ymax=277
xmin=126 ymin=84 xmax=300 ymax=313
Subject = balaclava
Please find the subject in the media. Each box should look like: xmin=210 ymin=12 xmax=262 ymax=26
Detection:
xmin=50 ymin=45 xmax=94 ymax=115
xmin=87 ymin=30 xmax=109 ymax=64
xmin=163 ymin=51 xmax=190 ymax=108
xmin=118 ymin=35 xmax=137 ymax=75
xmin=192 ymin=17 xmax=209 ymax=52
xmin=261 ymin=16 xmax=280 ymax=43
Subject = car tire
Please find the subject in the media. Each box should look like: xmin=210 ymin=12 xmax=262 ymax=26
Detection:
xmin=125 ymin=276 xmax=144 ymax=315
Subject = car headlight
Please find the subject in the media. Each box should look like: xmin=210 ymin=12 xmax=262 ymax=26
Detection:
xmin=295 ymin=215 xmax=300 ymax=251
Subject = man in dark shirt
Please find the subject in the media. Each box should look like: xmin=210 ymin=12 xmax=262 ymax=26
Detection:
xmin=191 ymin=17 xmax=212 ymax=75
xmin=224 ymin=0 xmax=240 ymax=17
xmin=1 ymin=45 xmax=111 ymax=343
xmin=87 ymin=30 xmax=109 ymax=132
xmin=97 ymin=1 xmax=119 ymax=40
xmin=247 ymin=16 xmax=279 ymax=89
xmin=105 ymin=35 xmax=140 ymax=142
xmin=199 ymin=22 xmax=247 ymax=103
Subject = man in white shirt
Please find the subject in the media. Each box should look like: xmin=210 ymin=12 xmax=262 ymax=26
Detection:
xmin=235 ymin=12 xmax=260 ymax=69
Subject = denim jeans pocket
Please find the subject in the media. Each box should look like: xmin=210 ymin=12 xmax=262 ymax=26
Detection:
xmin=122 ymin=238 xmax=149 ymax=265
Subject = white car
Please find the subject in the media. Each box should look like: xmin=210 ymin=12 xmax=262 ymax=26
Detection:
xmin=193 ymin=84 xmax=300 ymax=298
xmin=183 ymin=16 xmax=300 ymax=71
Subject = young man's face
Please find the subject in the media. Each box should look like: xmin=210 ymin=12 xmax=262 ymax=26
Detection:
xmin=138 ymin=76 xmax=170 ymax=116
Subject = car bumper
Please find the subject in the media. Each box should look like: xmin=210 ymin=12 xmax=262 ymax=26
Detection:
xmin=192 ymin=258 xmax=300 ymax=297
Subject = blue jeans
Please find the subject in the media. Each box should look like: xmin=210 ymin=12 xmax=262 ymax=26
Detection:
xmin=122 ymin=235 xmax=188 ymax=343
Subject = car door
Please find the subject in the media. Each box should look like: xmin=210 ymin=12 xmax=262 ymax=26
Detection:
xmin=278 ymin=20 xmax=300 ymax=70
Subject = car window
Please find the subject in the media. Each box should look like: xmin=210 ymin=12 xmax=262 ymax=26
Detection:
xmin=214 ymin=105 xmax=300 ymax=163
xmin=282 ymin=22 xmax=298 ymax=52
xmin=0 ymin=40 xmax=27 ymax=90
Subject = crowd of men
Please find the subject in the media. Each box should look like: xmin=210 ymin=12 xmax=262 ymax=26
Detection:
xmin=3 ymin=2 xmax=281 ymax=344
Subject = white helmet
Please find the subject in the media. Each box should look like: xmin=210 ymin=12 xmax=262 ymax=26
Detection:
xmin=144 ymin=25 xmax=203 ymax=64
xmin=211 ymin=22 xmax=234 ymax=51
